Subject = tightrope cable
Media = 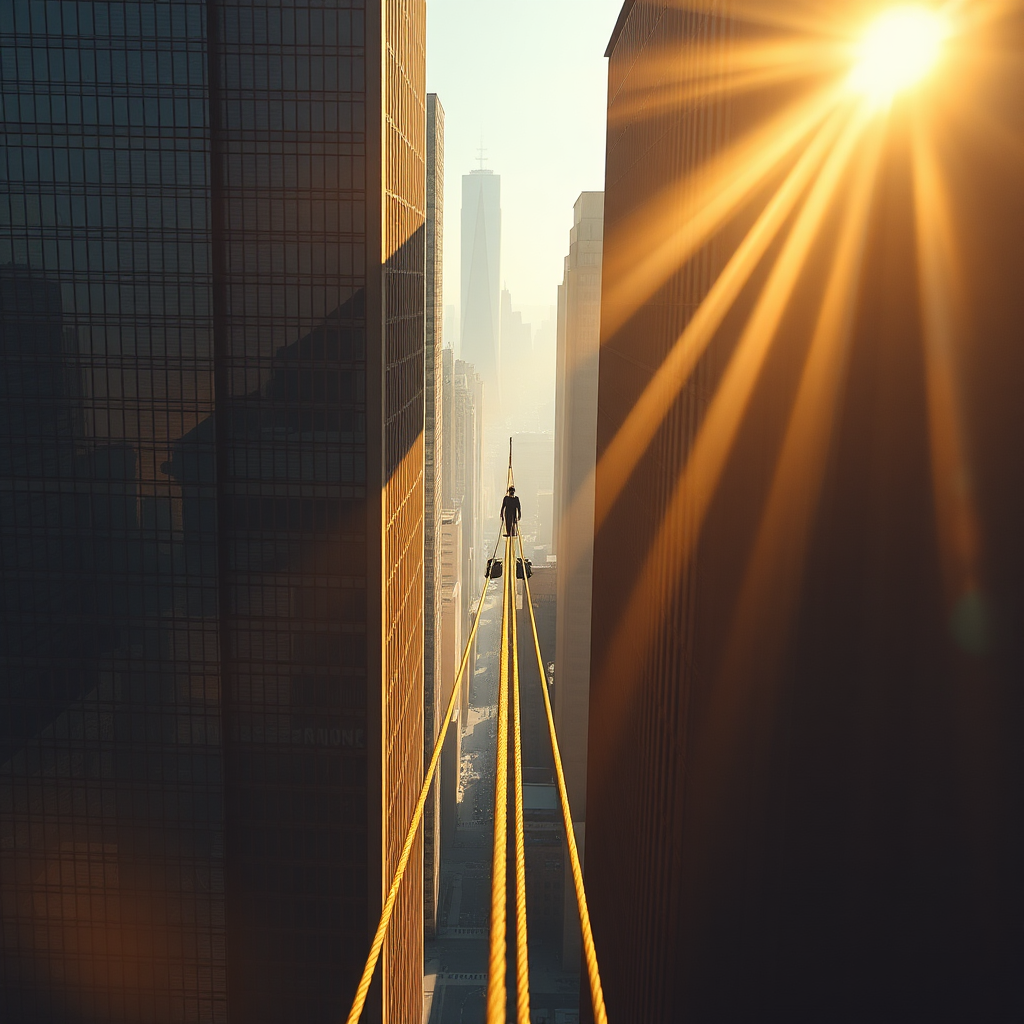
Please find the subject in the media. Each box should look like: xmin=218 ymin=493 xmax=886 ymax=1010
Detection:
xmin=345 ymin=427 xmax=607 ymax=1024
xmin=344 ymin=529 xmax=500 ymax=1024
xmin=485 ymin=535 xmax=512 ymax=1024
xmin=516 ymin=529 xmax=608 ymax=1024
xmin=511 ymin=526 xmax=531 ymax=1024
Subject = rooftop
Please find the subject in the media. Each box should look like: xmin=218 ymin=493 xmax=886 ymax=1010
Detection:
xmin=605 ymin=0 xmax=638 ymax=57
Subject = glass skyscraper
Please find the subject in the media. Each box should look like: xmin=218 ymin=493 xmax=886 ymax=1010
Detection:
xmin=1 ymin=2 xmax=426 ymax=1022
xmin=459 ymin=168 xmax=500 ymax=424
xmin=589 ymin=3 xmax=1024 ymax=1021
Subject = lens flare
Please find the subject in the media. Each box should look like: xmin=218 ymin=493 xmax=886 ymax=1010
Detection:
xmin=850 ymin=5 xmax=949 ymax=106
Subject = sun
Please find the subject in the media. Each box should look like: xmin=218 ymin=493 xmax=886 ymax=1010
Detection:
xmin=849 ymin=5 xmax=949 ymax=107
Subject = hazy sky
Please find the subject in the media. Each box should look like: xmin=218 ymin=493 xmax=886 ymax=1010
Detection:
xmin=426 ymin=0 xmax=624 ymax=324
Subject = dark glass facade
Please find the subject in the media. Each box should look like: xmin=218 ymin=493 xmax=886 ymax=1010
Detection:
xmin=1 ymin=2 xmax=425 ymax=1022
xmin=589 ymin=3 xmax=1024 ymax=1022
xmin=207 ymin=2 xmax=372 ymax=1020
xmin=1 ymin=3 xmax=224 ymax=1020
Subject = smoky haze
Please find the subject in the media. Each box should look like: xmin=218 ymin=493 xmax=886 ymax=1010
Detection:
xmin=427 ymin=0 xmax=620 ymax=553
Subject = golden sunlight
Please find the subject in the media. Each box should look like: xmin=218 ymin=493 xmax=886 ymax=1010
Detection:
xmin=849 ymin=5 xmax=949 ymax=106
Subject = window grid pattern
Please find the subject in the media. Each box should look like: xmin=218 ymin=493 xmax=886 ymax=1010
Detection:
xmin=590 ymin=3 xmax=734 ymax=1022
xmin=422 ymin=91 xmax=443 ymax=937
xmin=1 ymin=2 xmax=426 ymax=1021
xmin=0 ymin=2 xmax=225 ymax=1022
xmin=380 ymin=1 xmax=426 ymax=1021
xmin=208 ymin=0 xmax=372 ymax=1021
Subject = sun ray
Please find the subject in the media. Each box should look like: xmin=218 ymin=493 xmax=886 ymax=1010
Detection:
xmin=911 ymin=114 xmax=982 ymax=610
xmin=590 ymin=105 xmax=872 ymax=786
xmin=602 ymin=85 xmax=845 ymax=338
xmin=713 ymin=0 xmax=854 ymax=39
xmin=948 ymin=0 xmax=1020 ymax=34
xmin=591 ymin=104 xmax=851 ymax=535
xmin=609 ymin=58 xmax=841 ymax=129
xmin=708 ymin=123 xmax=886 ymax=733
xmin=617 ymin=38 xmax=849 ymax=95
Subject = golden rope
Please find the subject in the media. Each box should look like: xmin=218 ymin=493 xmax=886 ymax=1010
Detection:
xmin=516 ymin=530 xmax=608 ymax=1024
xmin=344 ymin=543 xmax=497 ymax=1024
xmin=485 ymin=536 xmax=512 ymax=1023
xmin=511 ymin=531 xmax=531 ymax=1024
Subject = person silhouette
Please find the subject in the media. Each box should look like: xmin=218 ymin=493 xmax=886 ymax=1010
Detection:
xmin=500 ymin=486 xmax=521 ymax=537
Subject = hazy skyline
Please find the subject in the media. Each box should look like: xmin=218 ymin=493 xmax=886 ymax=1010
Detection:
xmin=426 ymin=0 xmax=622 ymax=317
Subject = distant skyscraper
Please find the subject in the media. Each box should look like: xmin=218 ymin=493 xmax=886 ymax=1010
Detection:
xmin=439 ymin=508 xmax=463 ymax=852
xmin=442 ymin=346 xmax=456 ymax=510
xmin=453 ymin=360 xmax=483 ymax=624
xmin=423 ymin=92 xmax=445 ymax=939
xmin=552 ymin=191 xmax=603 ymax=967
xmin=468 ymin=368 xmax=486 ymax=584
xmin=460 ymin=169 xmax=501 ymax=422
xmin=442 ymin=303 xmax=458 ymax=350
xmin=533 ymin=309 xmax=559 ymax=435
xmin=0 ymin=3 xmax=427 ymax=1022
xmin=588 ymin=4 xmax=1024 ymax=1022
xmin=500 ymin=287 xmax=533 ymax=426
xmin=510 ymin=431 xmax=555 ymax=560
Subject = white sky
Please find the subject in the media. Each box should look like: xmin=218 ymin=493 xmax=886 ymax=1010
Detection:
xmin=426 ymin=0 xmax=624 ymax=323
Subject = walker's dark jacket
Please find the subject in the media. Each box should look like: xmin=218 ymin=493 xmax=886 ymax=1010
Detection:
xmin=500 ymin=495 xmax=521 ymax=524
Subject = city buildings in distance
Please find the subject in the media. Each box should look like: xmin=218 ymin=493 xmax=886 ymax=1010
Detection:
xmin=510 ymin=430 xmax=555 ymax=563
xmin=553 ymin=190 xmax=604 ymax=971
xmin=500 ymin=286 xmax=532 ymax=414
xmin=423 ymin=91 xmax=445 ymax=942
xmin=439 ymin=508 xmax=464 ymax=853
xmin=452 ymin=357 xmax=484 ymax=631
xmin=440 ymin=344 xmax=483 ymax=714
xmin=460 ymin=164 xmax=502 ymax=428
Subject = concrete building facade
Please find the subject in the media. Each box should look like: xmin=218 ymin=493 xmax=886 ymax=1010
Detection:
xmin=423 ymin=92 xmax=445 ymax=940
xmin=441 ymin=346 xmax=456 ymax=510
xmin=453 ymin=359 xmax=484 ymax=628
xmin=587 ymin=3 xmax=1024 ymax=1022
xmin=439 ymin=509 xmax=464 ymax=852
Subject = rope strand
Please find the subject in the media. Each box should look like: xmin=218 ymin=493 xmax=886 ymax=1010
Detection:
xmin=486 ymin=536 xmax=513 ymax=1024
xmin=344 ymin=543 xmax=497 ymax=1024
xmin=516 ymin=529 xmax=609 ymax=1024
xmin=511 ymin=529 xmax=531 ymax=1024
xmin=345 ymin=443 xmax=607 ymax=1024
